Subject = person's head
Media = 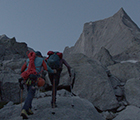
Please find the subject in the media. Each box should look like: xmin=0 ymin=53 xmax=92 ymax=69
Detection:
xmin=35 ymin=51 xmax=43 ymax=57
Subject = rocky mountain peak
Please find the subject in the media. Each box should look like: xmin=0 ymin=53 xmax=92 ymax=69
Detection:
xmin=0 ymin=34 xmax=10 ymax=43
xmin=113 ymin=8 xmax=140 ymax=31
xmin=0 ymin=36 xmax=28 ymax=60
xmin=0 ymin=34 xmax=9 ymax=39
xmin=113 ymin=7 xmax=127 ymax=18
xmin=64 ymin=8 xmax=140 ymax=60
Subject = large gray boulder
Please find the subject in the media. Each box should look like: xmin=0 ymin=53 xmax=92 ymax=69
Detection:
xmin=0 ymin=71 xmax=27 ymax=103
xmin=113 ymin=105 xmax=140 ymax=120
xmin=124 ymin=78 xmax=140 ymax=107
xmin=63 ymin=53 xmax=119 ymax=111
xmin=2 ymin=58 xmax=26 ymax=74
xmin=107 ymin=62 xmax=140 ymax=83
xmin=94 ymin=47 xmax=116 ymax=67
xmin=0 ymin=91 xmax=105 ymax=120
xmin=113 ymin=44 xmax=140 ymax=61
xmin=0 ymin=57 xmax=27 ymax=103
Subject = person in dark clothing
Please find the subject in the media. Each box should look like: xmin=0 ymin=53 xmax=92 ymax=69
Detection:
xmin=45 ymin=51 xmax=71 ymax=107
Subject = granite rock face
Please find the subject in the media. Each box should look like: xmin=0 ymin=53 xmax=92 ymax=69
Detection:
xmin=63 ymin=8 xmax=140 ymax=61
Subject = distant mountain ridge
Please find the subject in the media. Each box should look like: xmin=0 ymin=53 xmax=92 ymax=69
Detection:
xmin=64 ymin=8 xmax=140 ymax=61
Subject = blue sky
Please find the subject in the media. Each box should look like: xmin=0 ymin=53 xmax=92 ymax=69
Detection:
xmin=0 ymin=0 xmax=140 ymax=56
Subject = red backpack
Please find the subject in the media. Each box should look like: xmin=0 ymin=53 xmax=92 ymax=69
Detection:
xmin=21 ymin=51 xmax=37 ymax=80
xmin=20 ymin=51 xmax=45 ymax=87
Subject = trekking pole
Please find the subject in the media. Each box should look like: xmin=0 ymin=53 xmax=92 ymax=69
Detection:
xmin=52 ymin=78 xmax=55 ymax=108
xmin=20 ymin=89 xmax=23 ymax=109
xmin=52 ymin=78 xmax=56 ymax=114
xmin=18 ymin=78 xmax=24 ymax=109
xmin=70 ymin=77 xmax=74 ymax=107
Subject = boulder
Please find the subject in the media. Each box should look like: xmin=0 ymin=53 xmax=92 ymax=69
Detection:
xmin=124 ymin=78 xmax=140 ymax=107
xmin=0 ymin=71 xmax=27 ymax=103
xmin=63 ymin=53 xmax=119 ymax=111
xmin=113 ymin=105 xmax=140 ymax=120
xmin=108 ymin=62 xmax=140 ymax=83
xmin=94 ymin=47 xmax=116 ymax=67
xmin=2 ymin=58 xmax=26 ymax=74
xmin=0 ymin=91 xmax=105 ymax=120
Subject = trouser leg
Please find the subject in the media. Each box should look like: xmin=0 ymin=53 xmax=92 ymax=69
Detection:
xmin=22 ymin=85 xmax=36 ymax=111
xmin=49 ymin=72 xmax=61 ymax=104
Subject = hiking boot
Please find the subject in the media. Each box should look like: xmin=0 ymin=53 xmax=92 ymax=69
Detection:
xmin=27 ymin=108 xmax=34 ymax=115
xmin=20 ymin=109 xmax=28 ymax=119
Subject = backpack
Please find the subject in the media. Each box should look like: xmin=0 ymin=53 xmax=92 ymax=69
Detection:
xmin=21 ymin=51 xmax=37 ymax=80
xmin=20 ymin=51 xmax=45 ymax=87
xmin=47 ymin=51 xmax=63 ymax=69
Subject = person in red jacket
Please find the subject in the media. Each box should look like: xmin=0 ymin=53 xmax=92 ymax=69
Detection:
xmin=20 ymin=51 xmax=56 ymax=119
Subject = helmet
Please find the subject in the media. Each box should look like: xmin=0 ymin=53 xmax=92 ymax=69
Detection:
xmin=35 ymin=51 xmax=42 ymax=57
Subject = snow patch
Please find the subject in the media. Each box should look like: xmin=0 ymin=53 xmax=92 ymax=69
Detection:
xmin=120 ymin=60 xmax=138 ymax=63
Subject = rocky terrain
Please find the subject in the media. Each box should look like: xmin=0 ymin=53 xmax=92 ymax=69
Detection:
xmin=1 ymin=8 xmax=140 ymax=120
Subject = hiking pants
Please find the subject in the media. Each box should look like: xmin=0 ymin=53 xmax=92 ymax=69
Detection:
xmin=48 ymin=70 xmax=61 ymax=102
xmin=22 ymin=85 xmax=36 ymax=111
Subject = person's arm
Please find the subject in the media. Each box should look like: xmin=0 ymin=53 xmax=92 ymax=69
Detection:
xmin=42 ymin=60 xmax=47 ymax=71
xmin=21 ymin=62 xmax=27 ymax=73
xmin=62 ymin=59 xmax=71 ymax=77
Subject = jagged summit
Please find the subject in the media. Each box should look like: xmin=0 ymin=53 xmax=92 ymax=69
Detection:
xmin=114 ymin=7 xmax=127 ymax=17
xmin=113 ymin=8 xmax=140 ymax=31
xmin=0 ymin=35 xmax=28 ymax=60
xmin=64 ymin=8 xmax=140 ymax=60
xmin=0 ymin=34 xmax=9 ymax=41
